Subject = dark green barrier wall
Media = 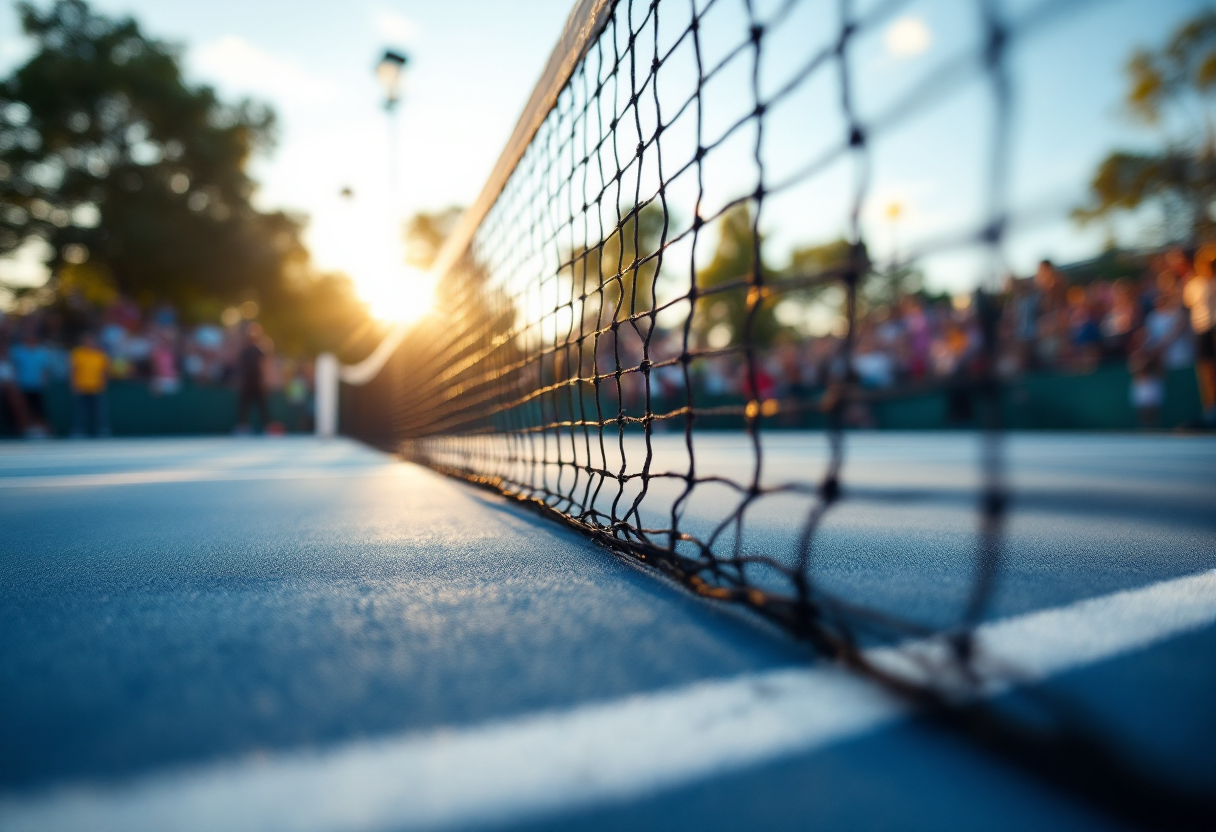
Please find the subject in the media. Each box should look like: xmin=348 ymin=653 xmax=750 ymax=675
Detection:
xmin=999 ymin=366 xmax=1202 ymax=430
xmin=859 ymin=366 xmax=1200 ymax=430
xmin=692 ymin=367 xmax=1203 ymax=432
xmin=1 ymin=381 xmax=311 ymax=437
xmin=5 ymin=367 xmax=1201 ymax=438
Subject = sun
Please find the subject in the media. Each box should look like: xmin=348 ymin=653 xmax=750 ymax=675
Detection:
xmin=354 ymin=264 xmax=436 ymax=324
xmin=885 ymin=17 xmax=931 ymax=58
xmin=305 ymin=202 xmax=437 ymax=324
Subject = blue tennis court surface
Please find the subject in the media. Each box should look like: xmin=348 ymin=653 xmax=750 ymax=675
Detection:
xmin=1 ymin=434 xmax=1213 ymax=830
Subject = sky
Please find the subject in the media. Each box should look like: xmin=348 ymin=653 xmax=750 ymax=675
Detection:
xmin=0 ymin=0 xmax=1212 ymax=321
xmin=0 ymin=0 xmax=576 ymax=317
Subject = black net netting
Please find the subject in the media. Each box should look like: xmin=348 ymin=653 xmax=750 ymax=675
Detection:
xmin=397 ymin=0 xmax=1016 ymax=647
xmin=341 ymin=0 xmax=1212 ymax=826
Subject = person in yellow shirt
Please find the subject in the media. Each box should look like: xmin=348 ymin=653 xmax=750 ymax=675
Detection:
xmin=70 ymin=332 xmax=110 ymax=437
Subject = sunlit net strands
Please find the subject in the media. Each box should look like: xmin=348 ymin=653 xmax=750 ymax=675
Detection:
xmin=345 ymin=0 xmax=1207 ymax=824
xmin=399 ymin=0 xmax=1019 ymax=655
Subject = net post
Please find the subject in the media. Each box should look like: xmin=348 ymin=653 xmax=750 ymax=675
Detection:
xmin=315 ymin=352 xmax=339 ymax=438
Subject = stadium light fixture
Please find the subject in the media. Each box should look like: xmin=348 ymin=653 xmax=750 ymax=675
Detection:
xmin=377 ymin=50 xmax=409 ymax=111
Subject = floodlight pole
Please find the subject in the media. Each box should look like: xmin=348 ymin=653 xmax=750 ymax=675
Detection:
xmin=377 ymin=49 xmax=409 ymax=206
xmin=314 ymin=49 xmax=412 ymax=440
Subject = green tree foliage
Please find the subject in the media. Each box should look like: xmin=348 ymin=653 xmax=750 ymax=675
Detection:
xmin=778 ymin=235 xmax=917 ymax=329
xmin=404 ymin=205 xmax=463 ymax=271
xmin=695 ymin=203 xmax=782 ymax=348
xmin=572 ymin=201 xmax=666 ymax=323
xmin=861 ymin=262 xmax=921 ymax=315
xmin=0 ymin=0 xmax=368 ymax=353
xmin=260 ymin=272 xmax=373 ymax=359
xmin=1076 ymin=10 xmax=1216 ymax=243
xmin=785 ymin=237 xmax=853 ymax=283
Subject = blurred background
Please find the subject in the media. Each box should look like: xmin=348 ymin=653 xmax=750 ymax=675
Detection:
xmin=1 ymin=0 xmax=1214 ymax=438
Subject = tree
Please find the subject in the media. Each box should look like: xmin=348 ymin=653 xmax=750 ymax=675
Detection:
xmin=0 ymin=0 xmax=367 ymax=352
xmin=403 ymin=205 xmax=463 ymax=271
xmin=1076 ymin=10 xmax=1216 ymax=243
xmin=570 ymin=201 xmax=666 ymax=324
xmin=260 ymin=272 xmax=372 ymax=360
xmin=775 ymin=235 xmax=917 ymax=334
xmin=785 ymin=237 xmax=854 ymax=283
xmin=695 ymin=203 xmax=783 ymax=348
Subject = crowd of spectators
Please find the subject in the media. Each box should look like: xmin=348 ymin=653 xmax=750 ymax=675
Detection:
xmin=3 ymin=246 xmax=1215 ymax=438
xmin=0 ymin=297 xmax=315 ymax=438
xmin=640 ymin=245 xmax=1216 ymax=428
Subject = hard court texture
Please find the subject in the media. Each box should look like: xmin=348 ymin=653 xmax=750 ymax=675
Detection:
xmin=0 ymin=434 xmax=1213 ymax=831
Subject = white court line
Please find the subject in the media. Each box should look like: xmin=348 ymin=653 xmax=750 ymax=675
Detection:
xmin=2 ymin=570 xmax=1214 ymax=832
xmin=0 ymin=467 xmax=402 ymax=488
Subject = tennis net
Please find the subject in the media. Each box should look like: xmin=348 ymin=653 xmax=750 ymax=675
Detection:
xmin=389 ymin=0 xmax=1019 ymax=667
xmin=342 ymin=0 xmax=1211 ymax=825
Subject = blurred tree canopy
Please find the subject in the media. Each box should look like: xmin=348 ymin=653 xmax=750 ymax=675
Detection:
xmin=0 ymin=0 xmax=369 ymax=354
xmin=1076 ymin=9 xmax=1216 ymax=244
xmin=564 ymin=201 xmax=667 ymax=323
xmin=403 ymin=205 xmax=463 ymax=271
xmin=764 ymin=234 xmax=916 ymax=336
xmin=785 ymin=237 xmax=854 ymax=283
xmin=696 ymin=204 xmax=784 ymax=348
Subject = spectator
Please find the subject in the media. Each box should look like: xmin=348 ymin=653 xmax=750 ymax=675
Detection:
xmin=283 ymin=360 xmax=314 ymax=433
xmin=1101 ymin=279 xmax=1139 ymax=360
xmin=0 ymin=338 xmax=29 ymax=436
xmin=1129 ymin=285 xmax=1191 ymax=428
xmin=853 ymin=331 xmax=895 ymax=388
xmin=1164 ymin=247 xmax=1194 ymax=286
xmin=121 ymin=327 xmax=153 ymax=379
xmin=69 ymin=332 xmax=110 ymax=437
xmin=939 ymin=316 xmax=977 ymax=424
xmin=1007 ymin=276 xmax=1039 ymax=371
xmin=9 ymin=328 xmax=55 ymax=438
xmin=150 ymin=331 xmax=180 ymax=395
xmin=900 ymin=295 xmax=932 ymax=378
xmin=152 ymin=302 xmax=177 ymax=328
xmin=1183 ymin=244 xmax=1216 ymax=426
xmin=181 ymin=343 xmax=206 ymax=382
xmin=1065 ymin=285 xmax=1102 ymax=372
xmin=236 ymin=323 xmax=270 ymax=434
xmin=1144 ymin=285 xmax=1194 ymax=370
xmin=700 ymin=356 xmax=735 ymax=397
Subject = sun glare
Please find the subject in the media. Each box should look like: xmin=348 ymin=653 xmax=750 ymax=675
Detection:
xmin=355 ymin=264 xmax=435 ymax=323
xmin=885 ymin=17 xmax=931 ymax=58
xmin=306 ymin=198 xmax=437 ymax=324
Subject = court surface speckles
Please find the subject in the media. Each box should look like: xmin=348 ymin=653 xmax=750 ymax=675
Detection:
xmin=1 ymin=434 xmax=1213 ymax=831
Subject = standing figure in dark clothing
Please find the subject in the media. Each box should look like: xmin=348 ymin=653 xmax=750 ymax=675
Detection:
xmin=236 ymin=323 xmax=268 ymax=434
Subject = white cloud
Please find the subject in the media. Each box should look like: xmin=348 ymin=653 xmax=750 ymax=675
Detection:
xmin=884 ymin=17 xmax=931 ymax=58
xmin=373 ymin=10 xmax=418 ymax=46
xmin=190 ymin=36 xmax=340 ymax=106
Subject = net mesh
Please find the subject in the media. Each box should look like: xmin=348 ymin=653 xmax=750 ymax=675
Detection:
xmin=346 ymin=0 xmax=1210 ymax=824
xmin=395 ymin=0 xmax=1020 ymax=659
